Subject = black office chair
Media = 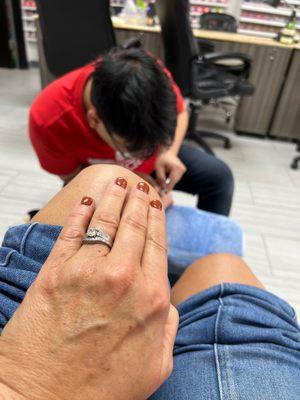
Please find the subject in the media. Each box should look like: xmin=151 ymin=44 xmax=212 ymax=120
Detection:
xmin=35 ymin=0 xmax=116 ymax=78
xmin=156 ymin=0 xmax=254 ymax=155
xmin=200 ymin=12 xmax=238 ymax=33
xmin=291 ymin=142 xmax=300 ymax=170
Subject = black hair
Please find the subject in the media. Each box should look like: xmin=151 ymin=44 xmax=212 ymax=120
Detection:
xmin=91 ymin=48 xmax=177 ymax=157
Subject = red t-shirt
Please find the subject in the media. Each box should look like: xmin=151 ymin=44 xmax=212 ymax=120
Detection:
xmin=29 ymin=62 xmax=184 ymax=176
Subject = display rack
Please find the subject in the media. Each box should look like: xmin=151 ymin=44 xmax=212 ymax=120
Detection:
xmin=110 ymin=0 xmax=229 ymax=28
xmin=189 ymin=0 xmax=229 ymax=27
xmin=238 ymin=1 xmax=300 ymax=38
xmin=20 ymin=0 xmax=38 ymax=62
xmin=20 ymin=0 xmax=300 ymax=63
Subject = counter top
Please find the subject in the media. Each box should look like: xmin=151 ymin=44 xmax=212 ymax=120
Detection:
xmin=112 ymin=19 xmax=300 ymax=50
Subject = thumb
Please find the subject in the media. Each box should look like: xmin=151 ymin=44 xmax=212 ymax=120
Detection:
xmin=161 ymin=305 xmax=179 ymax=381
xmin=155 ymin=164 xmax=167 ymax=186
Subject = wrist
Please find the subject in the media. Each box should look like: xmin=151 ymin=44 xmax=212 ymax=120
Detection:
xmin=0 ymin=347 xmax=58 ymax=400
xmin=161 ymin=147 xmax=178 ymax=157
xmin=168 ymin=147 xmax=178 ymax=156
xmin=0 ymin=383 xmax=27 ymax=400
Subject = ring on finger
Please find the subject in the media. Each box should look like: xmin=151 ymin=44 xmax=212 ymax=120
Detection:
xmin=82 ymin=227 xmax=114 ymax=249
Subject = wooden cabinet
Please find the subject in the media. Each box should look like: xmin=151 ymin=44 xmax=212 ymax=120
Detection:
xmin=115 ymin=26 xmax=298 ymax=139
xmin=270 ymin=50 xmax=300 ymax=140
xmin=210 ymin=41 xmax=292 ymax=136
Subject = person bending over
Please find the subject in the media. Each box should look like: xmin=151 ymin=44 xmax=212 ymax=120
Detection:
xmin=29 ymin=47 xmax=233 ymax=215
xmin=0 ymin=165 xmax=299 ymax=400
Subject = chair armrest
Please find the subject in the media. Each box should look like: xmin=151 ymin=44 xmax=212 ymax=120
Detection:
xmin=121 ymin=38 xmax=142 ymax=49
xmin=201 ymin=52 xmax=251 ymax=64
xmin=200 ymin=52 xmax=252 ymax=76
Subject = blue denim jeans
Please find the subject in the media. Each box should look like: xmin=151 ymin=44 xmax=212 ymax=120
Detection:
xmin=166 ymin=206 xmax=243 ymax=275
xmin=0 ymin=205 xmax=243 ymax=327
xmin=1 ymin=206 xmax=299 ymax=398
xmin=150 ymin=283 xmax=300 ymax=400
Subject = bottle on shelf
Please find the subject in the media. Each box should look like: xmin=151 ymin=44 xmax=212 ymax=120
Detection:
xmin=136 ymin=0 xmax=145 ymax=9
xmin=278 ymin=9 xmax=297 ymax=44
xmin=146 ymin=1 xmax=156 ymax=26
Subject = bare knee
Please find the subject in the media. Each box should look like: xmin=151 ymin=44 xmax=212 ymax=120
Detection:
xmin=75 ymin=165 xmax=155 ymax=192
xmin=32 ymin=164 xmax=159 ymax=226
xmin=171 ymin=253 xmax=264 ymax=306
xmin=73 ymin=164 xmax=138 ymax=187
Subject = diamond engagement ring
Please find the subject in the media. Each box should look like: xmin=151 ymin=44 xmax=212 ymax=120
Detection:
xmin=82 ymin=228 xmax=113 ymax=248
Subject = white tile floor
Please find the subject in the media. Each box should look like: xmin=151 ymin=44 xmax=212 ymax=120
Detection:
xmin=0 ymin=68 xmax=299 ymax=316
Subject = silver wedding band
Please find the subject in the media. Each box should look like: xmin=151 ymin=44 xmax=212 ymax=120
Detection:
xmin=82 ymin=227 xmax=114 ymax=249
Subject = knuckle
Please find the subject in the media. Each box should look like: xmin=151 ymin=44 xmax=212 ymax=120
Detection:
xmin=70 ymin=262 xmax=98 ymax=285
xmin=147 ymin=230 xmax=167 ymax=254
xmin=124 ymin=213 xmax=147 ymax=234
xmin=104 ymin=264 xmax=135 ymax=294
xmin=150 ymin=289 xmax=170 ymax=314
xmin=38 ymin=268 xmax=61 ymax=296
xmin=94 ymin=210 xmax=119 ymax=229
xmin=60 ymin=226 xmax=83 ymax=242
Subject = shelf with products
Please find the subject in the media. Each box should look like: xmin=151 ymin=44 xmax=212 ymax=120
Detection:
xmin=110 ymin=0 xmax=228 ymax=29
xmin=239 ymin=1 xmax=300 ymax=39
xmin=240 ymin=15 xmax=300 ymax=27
xmin=22 ymin=0 xmax=37 ymax=10
xmin=190 ymin=1 xmax=228 ymax=7
xmin=23 ymin=26 xmax=36 ymax=32
xmin=111 ymin=1 xmax=127 ymax=6
xmin=21 ymin=0 xmax=38 ymax=62
xmin=238 ymin=27 xmax=278 ymax=37
xmin=242 ymin=3 xmax=300 ymax=17
xmin=25 ymin=36 xmax=37 ymax=43
xmin=22 ymin=15 xmax=36 ymax=21
xmin=285 ymin=0 xmax=300 ymax=4
xmin=190 ymin=3 xmax=227 ymax=28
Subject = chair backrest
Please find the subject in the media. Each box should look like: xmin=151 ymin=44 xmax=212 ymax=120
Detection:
xmin=200 ymin=13 xmax=237 ymax=32
xmin=35 ymin=0 xmax=116 ymax=77
xmin=156 ymin=0 xmax=199 ymax=96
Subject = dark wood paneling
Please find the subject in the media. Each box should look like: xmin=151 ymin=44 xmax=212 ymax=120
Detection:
xmin=115 ymin=29 xmax=164 ymax=59
xmin=210 ymin=41 xmax=292 ymax=136
xmin=270 ymin=50 xmax=300 ymax=140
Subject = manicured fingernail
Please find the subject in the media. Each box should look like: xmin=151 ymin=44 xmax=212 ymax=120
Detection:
xmin=150 ymin=200 xmax=162 ymax=210
xmin=137 ymin=182 xmax=149 ymax=194
xmin=81 ymin=196 xmax=93 ymax=206
xmin=115 ymin=177 xmax=127 ymax=189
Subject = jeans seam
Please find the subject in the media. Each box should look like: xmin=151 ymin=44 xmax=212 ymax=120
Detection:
xmin=214 ymin=283 xmax=224 ymax=400
xmin=20 ymin=223 xmax=38 ymax=255
xmin=0 ymin=250 xmax=16 ymax=266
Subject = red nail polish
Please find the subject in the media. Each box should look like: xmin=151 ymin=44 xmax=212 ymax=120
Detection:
xmin=137 ymin=182 xmax=150 ymax=194
xmin=150 ymin=200 xmax=162 ymax=210
xmin=115 ymin=177 xmax=127 ymax=189
xmin=81 ymin=196 xmax=93 ymax=206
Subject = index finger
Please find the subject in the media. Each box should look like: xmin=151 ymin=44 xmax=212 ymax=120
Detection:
xmin=142 ymin=199 xmax=168 ymax=283
xmin=167 ymin=172 xmax=179 ymax=191
xmin=45 ymin=196 xmax=95 ymax=265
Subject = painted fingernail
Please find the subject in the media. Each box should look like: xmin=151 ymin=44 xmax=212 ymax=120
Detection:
xmin=150 ymin=200 xmax=162 ymax=210
xmin=137 ymin=182 xmax=150 ymax=194
xmin=115 ymin=177 xmax=127 ymax=189
xmin=81 ymin=196 xmax=93 ymax=206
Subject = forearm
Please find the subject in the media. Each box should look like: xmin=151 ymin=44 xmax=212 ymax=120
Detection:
xmin=168 ymin=107 xmax=189 ymax=156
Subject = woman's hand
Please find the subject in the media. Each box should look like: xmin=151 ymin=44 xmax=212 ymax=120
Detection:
xmin=0 ymin=177 xmax=179 ymax=400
